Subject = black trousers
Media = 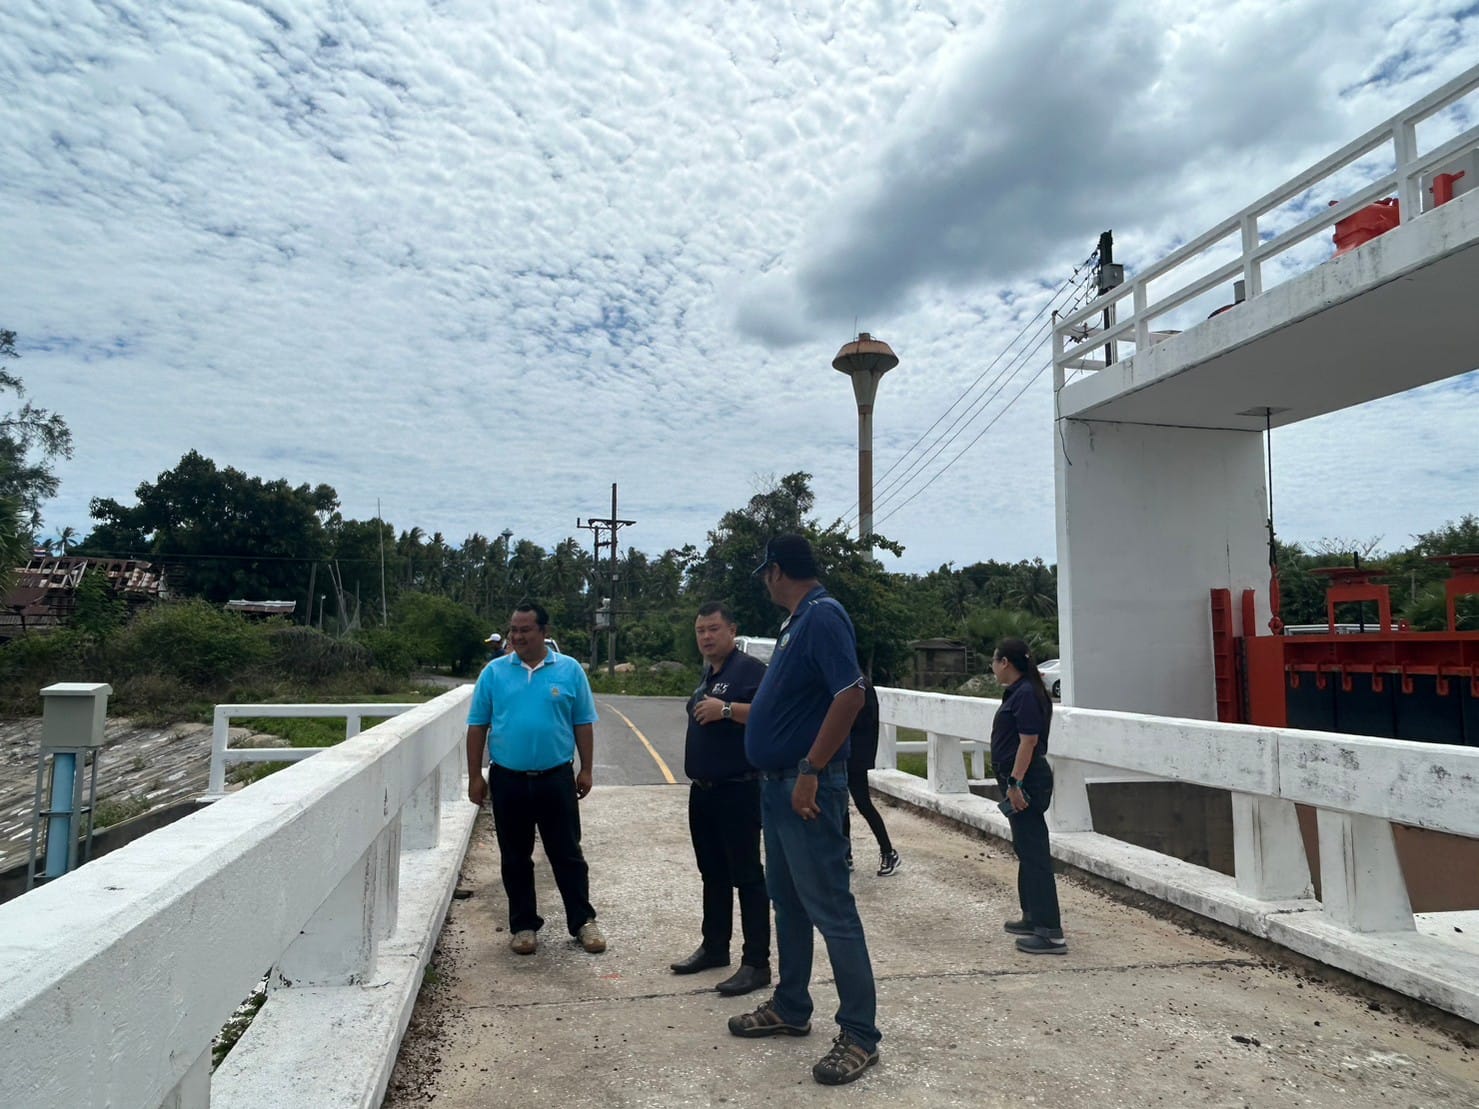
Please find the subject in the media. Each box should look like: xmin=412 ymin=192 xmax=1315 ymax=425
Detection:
xmin=688 ymin=779 xmax=770 ymax=968
xmin=999 ymin=761 xmax=1061 ymax=932
xmin=844 ymin=763 xmax=894 ymax=856
xmin=488 ymin=763 xmax=595 ymax=936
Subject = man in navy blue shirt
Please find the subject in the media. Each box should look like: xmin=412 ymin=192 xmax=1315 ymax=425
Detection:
xmin=670 ymin=602 xmax=771 ymax=997
xmin=726 ymin=535 xmax=881 ymax=1087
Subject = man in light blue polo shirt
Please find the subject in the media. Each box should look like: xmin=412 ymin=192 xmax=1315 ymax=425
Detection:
xmin=466 ymin=601 xmax=605 ymax=956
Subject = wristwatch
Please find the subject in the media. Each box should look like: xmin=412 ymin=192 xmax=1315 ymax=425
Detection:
xmin=797 ymin=757 xmax=819 ymax=776
xmin=721 ymin=702 xmax=733 ymax=720
xmin=1007 ymin=777 xmax=1022 ymax=789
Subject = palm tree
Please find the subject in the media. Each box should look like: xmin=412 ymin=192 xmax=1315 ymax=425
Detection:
xmin=52 ymin=525 xmax=77 ymax=555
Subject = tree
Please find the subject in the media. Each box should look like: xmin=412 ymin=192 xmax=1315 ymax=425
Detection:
xmin=83 ymin=451 xmax=338 ymax=603
xmin=0 ymin=329 xmax=73 ymax=532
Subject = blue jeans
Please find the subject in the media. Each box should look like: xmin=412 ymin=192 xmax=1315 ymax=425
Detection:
xmin=762 ymin=765 xmax=880 ymax=1052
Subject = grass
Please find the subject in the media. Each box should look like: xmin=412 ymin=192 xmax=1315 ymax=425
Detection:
xmin=93 ymin=793 xmax=152 ymax=829
xmin=890 ymin=725 xmax=992 ymax=780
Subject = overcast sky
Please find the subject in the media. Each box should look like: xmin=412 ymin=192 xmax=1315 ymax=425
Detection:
xmin=3 ymin=0 xmax=1475 ymax=573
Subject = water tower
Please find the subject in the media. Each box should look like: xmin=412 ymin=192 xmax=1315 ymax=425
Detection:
xmin=832 ymin=332 xmax=899 ymax=540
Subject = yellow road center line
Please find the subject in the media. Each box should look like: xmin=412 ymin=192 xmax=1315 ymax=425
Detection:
xmin=601 ymin=701 xmax=677 ymax=785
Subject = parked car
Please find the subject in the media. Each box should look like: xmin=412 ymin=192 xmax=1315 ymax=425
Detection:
xmin=1038 ymin=658 xmax=1062 ymax=699
xmin=735 ymin=635 xmax=776 ymax=663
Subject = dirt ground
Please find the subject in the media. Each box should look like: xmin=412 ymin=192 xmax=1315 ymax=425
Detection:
xmin=384 ymin=786 xmax=1479 ymax=1109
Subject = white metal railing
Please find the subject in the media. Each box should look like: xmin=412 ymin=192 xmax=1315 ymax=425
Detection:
xmin=205 ymin=702 xmax=421 ymax=796
xmin=1052 ymin=63 xmax=1479 ymax=377
xmin=875 ymin=686 xmax=1479 ymax=934
xmin=0 ymin=686 xmax=473 ymax=1109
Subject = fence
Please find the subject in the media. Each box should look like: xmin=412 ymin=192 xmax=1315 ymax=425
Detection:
xmin=873 ymin=686 xmax=1479 ymax=1021
xmin=0 ymin=686 xmax=475 ymax=1109
xmin=1052 ymin=63 xmax=1479 ymax=376
xmin=205 ymin=702 xmax=421 ymax=797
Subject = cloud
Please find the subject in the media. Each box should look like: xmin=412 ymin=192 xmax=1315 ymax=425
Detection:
xmin=0 ymin=0 xmax=1474 ymax=576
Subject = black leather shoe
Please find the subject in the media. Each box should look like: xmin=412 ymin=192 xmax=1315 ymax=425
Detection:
xmin=715 ymin=963 xmax=772 ymax=996
xmin=670 ymin=946 xmax=730 ymax=974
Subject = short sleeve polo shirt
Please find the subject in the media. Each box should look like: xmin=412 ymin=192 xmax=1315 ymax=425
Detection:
xmin=990 ymin=677 xmax=1051 ymax=771
xmin=684 ymin=647 xmax=767 ymax=781
xmin=466 ymin=649 xmax=599 ymax=771
xmin=745 ymin=586 xmax=864 ymax=771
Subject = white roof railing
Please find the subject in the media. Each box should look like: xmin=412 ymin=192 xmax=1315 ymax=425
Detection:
xmin=1053 ymin=63 xmax=1479 ymax=379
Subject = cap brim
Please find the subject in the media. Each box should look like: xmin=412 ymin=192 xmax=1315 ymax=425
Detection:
xmin=751 ymin=558 xmax=773 ymax=577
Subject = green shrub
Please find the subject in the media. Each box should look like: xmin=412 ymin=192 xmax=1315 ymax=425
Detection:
xmin=113 ymin=601 xmax=271 ymax=687
xmin=354 ymin=627 xmax=416 ymax=676
xmin=587 ymin=665 xmax=699 ymax=697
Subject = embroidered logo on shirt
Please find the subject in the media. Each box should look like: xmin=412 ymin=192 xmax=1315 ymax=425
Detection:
xmin=779 ymin=632 xmax=791 ymax=649
xmin=712 ymin=682 xmax=730 ymax=694
xmin=550 ymin=686 xmax=561 ymax=697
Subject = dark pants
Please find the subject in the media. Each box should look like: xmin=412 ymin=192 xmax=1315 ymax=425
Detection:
xmin=488 ymin=763 xmax=595 ymax=936
xmin=688 ymin=779 xmax=770 ymax=968
xmin=999 ymin=761 xmax=1061 ymax=932
xmin=844 ymin=763 xmax=894 ymax=857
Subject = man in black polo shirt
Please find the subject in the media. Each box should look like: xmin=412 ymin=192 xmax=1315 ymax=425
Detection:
xmin=670 ymin=601 xmax=771 ymax=996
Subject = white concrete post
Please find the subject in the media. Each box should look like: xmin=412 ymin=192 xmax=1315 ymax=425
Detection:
xmin=345 ymin=713 xmax=363 ymax=739
xmin=969 ymin=745 xmax=986 ymax=779
xmin=1394 ymin=118 xmax=1421 ymax=221
xmin=1240 ymin=213 xmax=1262 ymax=298
xmin=403 ymin=766 xmax=443 ymax=850
xmin=1230 ymin=793 xmax=1312 ymax=900
xmin=158 ymin=1045 xmax=211 ymax=1109
xmin=1045 ymin=757 xmax=1093 ymax=833
xmin=1315 ymin=809 xmax=1414 ymax=933
xmin=926 ymin=731 xmax=969 ymax=794
xmin=272 ymin=838 xmax=382 ymax=989
xmin=877 ymin=722 xmax=898 ymax=770
xmin=376 ymin=817 xmax=402 ymax=941
xmin=208 ymin=706 xmax=230 ymax=796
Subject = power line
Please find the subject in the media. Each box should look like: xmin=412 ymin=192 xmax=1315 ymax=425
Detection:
xmin=846 ymin=272 xmax=1098 ymax=531
xmin=863 ymin=282 xmax=1100 ymax=535
xmin=840 ymin=250 xmax=1098 ymax=523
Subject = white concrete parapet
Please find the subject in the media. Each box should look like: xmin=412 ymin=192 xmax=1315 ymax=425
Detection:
xmin=0 ymin=686 xmax=476 ymax=1109
xmin=872 ymin=685 xmax=1479 ymax=1023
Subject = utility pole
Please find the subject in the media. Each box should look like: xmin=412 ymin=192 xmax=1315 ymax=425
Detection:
xmin=1096 ymin=230 xmax=1125 ymax=367
xmin=578 ymin=483 xmax=634 ymax=676
xmin=377 ymin=498 xmax=388 ymax=626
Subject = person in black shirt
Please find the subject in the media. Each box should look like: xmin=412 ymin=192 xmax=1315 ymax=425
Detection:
xmin=670 ymin=602 xmax=772 ymax=996
xmin=990 ymin=636 xmax=1066 ymax=954
xmin=844 ymin=679 xmax=901 ymax=876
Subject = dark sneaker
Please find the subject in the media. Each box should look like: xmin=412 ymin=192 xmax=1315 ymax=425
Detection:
xmin=1003 ymin=917 xmax=1034 ymax=936
xmin=1015 ymin=928 xmax=1067 ymax=955
xmin=727 ymin=998 xmax=811 ymax=1038
xmin=876 ymin=850 xmax=901 ymax=877
xmin=812 ymin=1031 xmax=879 ymax=1085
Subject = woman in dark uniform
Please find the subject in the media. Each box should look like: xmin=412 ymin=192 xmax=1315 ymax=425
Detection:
xmin=990 ymin=637 xmax=1066 ymax=954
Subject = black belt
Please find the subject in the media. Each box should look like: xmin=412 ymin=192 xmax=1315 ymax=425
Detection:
xmin=691 ymin=773 xmax=760 ymax=789
xmin=492 ymin=762 xmax=570 ymax=778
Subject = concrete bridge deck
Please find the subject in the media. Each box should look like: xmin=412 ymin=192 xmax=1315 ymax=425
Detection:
xmin=383 ymin=784 xmax=1479 ymax=1109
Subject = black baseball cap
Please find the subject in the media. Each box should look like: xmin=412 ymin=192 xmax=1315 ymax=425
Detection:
xmin=752 ymin=534 xmax=820 ymax=579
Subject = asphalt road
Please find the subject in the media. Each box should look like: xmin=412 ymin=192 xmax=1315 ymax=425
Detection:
xmin=589 ymin=694 xmax=691 ymax=787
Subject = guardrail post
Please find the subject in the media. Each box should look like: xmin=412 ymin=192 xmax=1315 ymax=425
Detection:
xmin=403 ymin=763 xmax=443 ymax=850
xmin=1315 ymin=810 xmax=1414 ymax=932
xmin=377 ymin=815 xmax=402 ymax=940
xmin=345 ymin=712 xmax=363 ymax=739
xmin=1231 ymin=793 xmax=1312 ymax=899
xmin=1045 ymin=757 xmax=1093 ymax=832
xmin=878 ymin=722 xmax=898 ymax=770
xmin=968 ymin=745 xmax=986 ymax=779
xmin=1239 ymin=214 xmax=1262 ymax=299
xmin=208 ymin=706 xmax=230 ymax=796
xmin=1133 ymin=281 xmax=1149 ymax=350
xmin=272 ymin=837 xmax=382 ymax=988
xmin=158 ymin=1044 xmax=211 ymax=1109
xmin=1394 ymin=118 xmax=1421 ymax=221
xmin=926 ymin=731 xmax=969 ymax=794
